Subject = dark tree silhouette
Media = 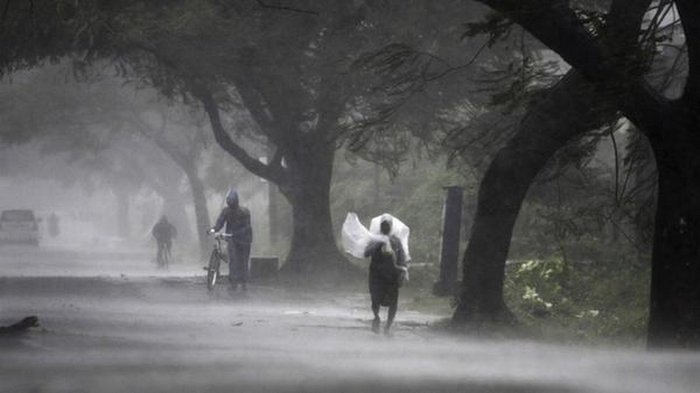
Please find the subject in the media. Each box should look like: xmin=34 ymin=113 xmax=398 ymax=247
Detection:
xmin=467 ymin=0 xmax=700 ymax=348
xmin=453 ymin=0 xmax=648 ymax=323
xmin=453 ymin=71 xmax=621 ymax=324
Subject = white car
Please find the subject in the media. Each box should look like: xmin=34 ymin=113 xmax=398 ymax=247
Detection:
xmin=0 ymin=209 xmax=41 ymax=246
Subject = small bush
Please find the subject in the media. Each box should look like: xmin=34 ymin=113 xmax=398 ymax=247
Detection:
xmin=504 ymin=256 xmax=650 ymax=345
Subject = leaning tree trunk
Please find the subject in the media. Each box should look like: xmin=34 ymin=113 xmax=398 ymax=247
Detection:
xmin=183 ymin=167 xmax=211 ymax=259
xmin=279 ymin=142 xmax=351 ymax=279
xmin=647 ymin=117 xmax=700 ymax=348
xmin=453 ymin=72 xmax=617 ymax=324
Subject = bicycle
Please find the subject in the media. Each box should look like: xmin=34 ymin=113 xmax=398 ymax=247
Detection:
xmin=156 ymin=241 xmax=171 ymax=270
xmin=205 ymin=232 xmax=231 ymax=291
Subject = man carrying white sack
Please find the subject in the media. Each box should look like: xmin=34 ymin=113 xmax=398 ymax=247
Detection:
xmin=342 ymin=213 xmax=410 ymax=335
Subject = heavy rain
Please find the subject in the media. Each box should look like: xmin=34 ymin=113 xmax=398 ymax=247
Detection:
xmin=2 ymin=1 xmax=700 ymax=392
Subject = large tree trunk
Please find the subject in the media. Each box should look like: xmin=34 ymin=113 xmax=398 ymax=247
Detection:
xmin=647 ymin=117 xmax=700 ymax=348
xmin=645 ymin=0 xmax=700 ymax=348
xmin=473 ymin=0 xmax=700 ymax=348
xmin=279 ymin=142 xmax=351 ymax=278
xmin=198 ymin=89 xmax=353 ymax=281
xmin=453 ymin=72 xmax=617 ymax=324
xmin=183 ymin=167 xmax=211 ymax=259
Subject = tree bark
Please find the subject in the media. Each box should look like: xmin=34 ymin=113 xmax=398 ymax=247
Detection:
xmin=199 ymin=91 xmax=352 ymax=279
xmin=453 ymin=71 xmax=617 ymax=324
xmin=472 ymin=0 xmax=700 ymax=347
xmin=183 ymin=167 xmax=211 ymax=259
xmin=644 ymin=1 xmax=700 ymax=347
xmin=646 ymin=110 xmax=700 ymax=348
xmin=278 ymin=141 xmax=352 ymax=278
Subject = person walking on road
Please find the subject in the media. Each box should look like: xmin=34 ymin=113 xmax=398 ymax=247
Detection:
xmin=364 ymin=216 xmax=408 ymax=335
xmin=209 ymin=188 xmax=253 ymax=292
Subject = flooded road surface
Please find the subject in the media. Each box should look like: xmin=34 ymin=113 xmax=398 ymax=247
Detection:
xmin=1 ymin=246 xmax=699 ymax=393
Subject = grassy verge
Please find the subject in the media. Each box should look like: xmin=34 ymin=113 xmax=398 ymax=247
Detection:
xmin=400 ymin=257 xmax=650 ymax=347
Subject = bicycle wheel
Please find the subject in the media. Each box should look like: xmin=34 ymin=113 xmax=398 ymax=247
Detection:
xmin=156 ymin=248 xmax=165 ymax=269
xmin=163 ymin=245 xmax=171 ymax=270
xmin=206 ymin=250 xmax=221 ymax=291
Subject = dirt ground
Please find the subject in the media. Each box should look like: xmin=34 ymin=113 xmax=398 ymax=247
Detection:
xmin=1 ymin=245 xmax=700 ymax=393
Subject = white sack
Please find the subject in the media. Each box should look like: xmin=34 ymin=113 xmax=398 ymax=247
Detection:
xmin=341 ymin=212 xmax=374 ymax=259
xmin=341 ymin=212 xmax=411 ymax=262
xmin=369 ymin=213 xmax=411 ymax=262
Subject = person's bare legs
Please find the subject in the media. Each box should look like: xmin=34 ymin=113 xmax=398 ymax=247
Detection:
xmin=371 ymin=302 xmax=381 ymax=334
xmin=384 ymin=300 xmax=397 ymax=335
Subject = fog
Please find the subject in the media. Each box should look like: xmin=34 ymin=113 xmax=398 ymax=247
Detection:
xmin=2 ymin=270 xmax=700 ymax=393
xmin=0 ymin=138 xmax=698 ymax=392
xmin=3 ymin=1 xmax=700 ymax=392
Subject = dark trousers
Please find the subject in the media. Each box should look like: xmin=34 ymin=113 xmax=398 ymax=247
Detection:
xmin=227 ymin=241 xmax=251 ymax=285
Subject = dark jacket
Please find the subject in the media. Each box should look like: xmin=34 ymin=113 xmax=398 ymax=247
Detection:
xmin=152 ymin=221 xmax=177 ymax=242
xmin=365 ymin=235 xmax=407 ymax=282
xmin=213 ymin=206 xmax=253 ymax=244
xmin=365 ymin=235 xmax=407 ymax=306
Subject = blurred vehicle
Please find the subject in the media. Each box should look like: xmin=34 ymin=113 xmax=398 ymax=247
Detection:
xmin=0 ymin=209 xmax=41 ymax=246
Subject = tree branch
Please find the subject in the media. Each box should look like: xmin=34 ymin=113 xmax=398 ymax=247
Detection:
xmin=226 ymin=80 xmax=289 ymax=178
xmin=475 ymin=0 xmax=669 ymax=138
xmin=232 ymin=78 xmax=283 ymax=145
xmin=130 ymin=38 xmax=288 ymax=183
xmin=231 ymin=50 xmax=311 ymax=152
xmin=197 ymin=89 xmax=282 ymax=184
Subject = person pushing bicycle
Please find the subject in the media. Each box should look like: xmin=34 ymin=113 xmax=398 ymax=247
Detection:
xmin=209 ymin=188 xmax=252 ymax=292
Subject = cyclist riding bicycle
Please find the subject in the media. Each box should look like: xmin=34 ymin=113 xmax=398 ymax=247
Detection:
xmin=209 ymin=188 xmax=252 ymax=292
xmin=152 ymin=216 xmax=177 ymax=268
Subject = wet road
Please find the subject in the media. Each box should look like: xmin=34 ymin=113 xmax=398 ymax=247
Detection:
xmin=1 ymin=245 xmax=700 ymax=393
